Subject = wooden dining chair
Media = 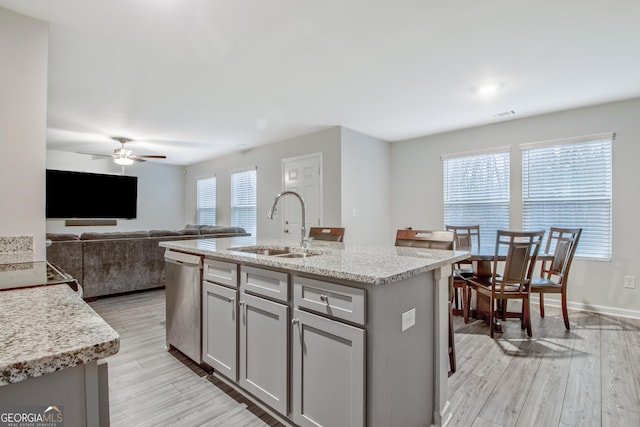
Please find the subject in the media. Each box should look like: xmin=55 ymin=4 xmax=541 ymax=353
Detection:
xmin=445 ymin=225 xmax=480 ymax=323
xmin=467 ymin=230 xmax=544 ymax=338
xmin=308 ymin=227 xmax=345 ymax=242
xmin=394 ymin=229 xmax=457 ymax=375
xmin=531 ymin=227 xmax=582 ymax=330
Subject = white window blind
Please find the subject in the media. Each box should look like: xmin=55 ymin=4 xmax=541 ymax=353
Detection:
xmin=443 ymin=149 xmax=510 ymax=249
xmin=231 ymin=168 xmax=257 ymax=239
xmin=197 ymin=176 xmax=216 ymax=226
xmin=521 ymin=135 xmax=612 ymax=259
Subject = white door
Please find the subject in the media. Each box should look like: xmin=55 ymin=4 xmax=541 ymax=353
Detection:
xmin=281 ymin=153 xmax=322 ymax=244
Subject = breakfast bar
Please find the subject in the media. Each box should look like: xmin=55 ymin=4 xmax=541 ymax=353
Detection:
xmin=160 ymin=237 xmax=469 ymax=427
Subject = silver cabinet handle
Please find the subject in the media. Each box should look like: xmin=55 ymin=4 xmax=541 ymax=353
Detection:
xmin=291 ymin=318 xmax=299 ymax=325
xmin=320 ymin=294 xmax=329 ymax=302
xmin=228 ymin=297 xmax=235 ymax=303
xmin=239 ymin=300 xmax=245 ymax=306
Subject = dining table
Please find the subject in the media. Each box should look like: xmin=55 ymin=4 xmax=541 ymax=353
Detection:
xmin=463 ymin=246 xmax=554 ymax=331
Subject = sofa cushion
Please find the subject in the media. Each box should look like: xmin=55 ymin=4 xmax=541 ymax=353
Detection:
xmin=80 ymin=231 xmax=151 ymax=240
xmin=177 ymin=228 xmax=201 ymax=235
xmin=199 ymin=226 xmax=247 ymax=235
xmin=149 ymin=229 xmax=181 ymax=237
xmin=46 ymin=233 xmax=80 ymax=241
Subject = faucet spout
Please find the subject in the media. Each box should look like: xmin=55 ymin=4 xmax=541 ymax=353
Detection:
xmin=268 ymin=191 xmax=307 ymax=247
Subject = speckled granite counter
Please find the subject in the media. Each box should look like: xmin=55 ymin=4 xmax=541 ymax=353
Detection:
xmin=0 ymin=284 xmax=120 ymax=385
xmin=159 ymin=237 xmax=470 ymax=286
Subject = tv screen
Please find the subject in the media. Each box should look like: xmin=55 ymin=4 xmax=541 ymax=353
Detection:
xmin=46 ymin=169 xmax=138 ymax=219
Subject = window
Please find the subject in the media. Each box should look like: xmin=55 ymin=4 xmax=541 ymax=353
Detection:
xmin=521 ymin=133 xmax=613 ymax=259
xmin=231 ymin=168 xmax=257 ymax=239
xmin=197 ymin=176 xmax=216 ymax=226
xmin=442 ymin=148 xmax=510 ymax=248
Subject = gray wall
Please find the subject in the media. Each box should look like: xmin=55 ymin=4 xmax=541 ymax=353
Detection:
xmin=185 ymin=127 xmax=342 ymax=240
xmin=341 ymin=127 xmax=392 ymax=245
xmin=390 ymin=97 xmax=640 ymax=317
xmin=45 ymin=151 xmax=186 ymax=234
xmin=0 ymin=8 xmax=48 ymax=260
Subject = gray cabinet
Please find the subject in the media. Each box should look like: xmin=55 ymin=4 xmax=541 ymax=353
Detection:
xmin=202 ymin=281 xmax=237 ymax=380
xmin=238 ymin=292 xmax=289 ymax=414
xmin=292 ymin=307 xmax=365 ymax=427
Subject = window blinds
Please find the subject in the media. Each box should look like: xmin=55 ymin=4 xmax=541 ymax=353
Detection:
xmin=197 ymin=176 xmax=216 ymax=226
xmin=521 ymin=135 xmax=613 ymax=259
xmin=443 ymin=150 xmax=510 ymax=249
xmin=231 ymin=168 xmax=257 ymax=238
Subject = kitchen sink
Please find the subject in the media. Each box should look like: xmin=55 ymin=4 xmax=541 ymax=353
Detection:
xmin=229 ymin=246 xmax=319 ymax=258
xmin=230 ymin=247 xmax=291 ymax=256
xmin=274 ymin=252 xmax=316 ymax=258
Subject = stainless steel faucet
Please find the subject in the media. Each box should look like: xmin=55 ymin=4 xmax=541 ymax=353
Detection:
xmin=267 ymin=191 xmax=308 ymax=247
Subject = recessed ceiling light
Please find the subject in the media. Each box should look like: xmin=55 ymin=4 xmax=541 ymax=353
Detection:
xmin=473 ymin=82 xmax=504 ymax=97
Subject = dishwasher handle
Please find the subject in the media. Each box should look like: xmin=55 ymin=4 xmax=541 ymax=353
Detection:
xmin=164 ymin=250 xmax=202 ymax=268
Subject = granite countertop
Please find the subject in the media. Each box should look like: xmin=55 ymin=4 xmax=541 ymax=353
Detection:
xmin=0 ymin=284 xmax=120 ymax=386
xmin=160 ymin=237 xmax=470 ymax=286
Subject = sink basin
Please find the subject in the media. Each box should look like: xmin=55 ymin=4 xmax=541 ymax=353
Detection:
xmin=229 ymin=246 xmax=320 ymax=258
xmin=274 ymin=252 xmax=317 ymax=259
xmin=230 ymin=247 xmax=291 ymax=256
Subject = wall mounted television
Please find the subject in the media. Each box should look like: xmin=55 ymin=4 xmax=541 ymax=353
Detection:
xmin=46 ymin=169 xmax=138 ymax=219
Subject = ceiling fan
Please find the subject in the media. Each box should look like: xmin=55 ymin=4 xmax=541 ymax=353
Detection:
xmin=87 ymin=136 xmax=167 ymax=165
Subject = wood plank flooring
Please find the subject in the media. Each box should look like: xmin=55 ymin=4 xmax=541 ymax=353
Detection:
xmin=90 ymin=289 xmax=640 ymax=427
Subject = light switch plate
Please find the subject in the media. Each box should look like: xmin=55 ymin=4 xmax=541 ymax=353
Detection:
xmin=402 ymin=308 xmax=416 ymax=332
xmin=624 ymin=275 xmax=636 ymax=289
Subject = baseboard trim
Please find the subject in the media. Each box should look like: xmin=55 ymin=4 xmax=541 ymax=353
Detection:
xmin=530 ymin=295 xmax=640 ymax=320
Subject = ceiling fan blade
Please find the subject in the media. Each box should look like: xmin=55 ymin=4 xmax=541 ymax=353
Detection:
xmin=77 ymin=152 xmax=116 ymax=160
xmin=133 ymin=155 xmax=167 ymax=159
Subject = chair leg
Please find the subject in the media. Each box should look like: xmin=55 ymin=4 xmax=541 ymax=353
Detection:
xmin=539 ymin=293 xmax=545 ymax=318
xmin=525 ymin=296 xmax=532 ymax=337
xmin=462 ymin=286 xmax=469 ymax=323
xmin=489 ymin=296 xmax=495 ymax=338
xmin=561 ymin=292 xmax=570 ymax=330
xmin=448 ymin=303 xmax=456 ymax=375
xmin=466 ymin=286 xmax=473 ymax=321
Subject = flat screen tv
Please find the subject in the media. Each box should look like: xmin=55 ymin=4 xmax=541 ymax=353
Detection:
xmin=46 ymin=169 xmax=138 ymax=219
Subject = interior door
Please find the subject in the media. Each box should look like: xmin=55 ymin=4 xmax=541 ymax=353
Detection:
xmin=281 ymin=153 xmax=322 ymax=244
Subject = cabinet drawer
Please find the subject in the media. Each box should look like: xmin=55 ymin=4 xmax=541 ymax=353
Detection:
xmin=204 ymin=259 xmax=238 ymax=288
xmin=240 ymin=266 xmax=289 ymax=302
xmin=294 ymin=277 xmax=365 ymax=325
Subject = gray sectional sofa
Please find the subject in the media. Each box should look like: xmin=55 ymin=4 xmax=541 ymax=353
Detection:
xmin=46 ymin=226 xmax=248 ymax=299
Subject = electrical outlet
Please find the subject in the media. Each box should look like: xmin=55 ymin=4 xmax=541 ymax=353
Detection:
xmin=624 ymin=275 xmax=636 ymax=289
xmin=402 ymin=308 xmax=416 ymax=332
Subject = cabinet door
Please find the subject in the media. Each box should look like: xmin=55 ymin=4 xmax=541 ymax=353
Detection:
xmin=238 ymin=292 xmax=289 ymax=415
xmin=202 ymin=281 xmax=237 ymax=380
xmin=292 ymin=308 xmax=365 ymax=427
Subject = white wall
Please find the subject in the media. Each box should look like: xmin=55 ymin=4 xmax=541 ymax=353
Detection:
xmin=0 ymin=8 xmax=48 ymax=260
xmin=391 ymin=97 xmax=640 ymax=317
xmin=46 ymin=151 xmax=186 ymax=234
xmin=185 ymin=127 xmax=342 ymax=240
xmin=341 ymin=127 xmax=392 ymax=245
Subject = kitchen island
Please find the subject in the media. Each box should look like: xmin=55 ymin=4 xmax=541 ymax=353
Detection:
xmin=0 ymin=283 xmax=119 ymax=426
xmin=160 ymin=237 xmax=468 ymax=427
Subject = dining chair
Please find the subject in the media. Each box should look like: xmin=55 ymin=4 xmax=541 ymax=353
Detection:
xmin=531 ymin=227 xmax=582 ymax=330
xmin=467 ymin=230 xmax=545 ymax=338
xmin=445 ymin=225 xmax=480 ymax=323
xmin=308 ymin=227 xmax=345 ymax=242
xmin=394 ymin=229 xmax=457 ymax=375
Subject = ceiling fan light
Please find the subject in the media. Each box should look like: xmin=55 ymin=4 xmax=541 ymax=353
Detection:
xmin=114 ymin=157 xmax=133 ymax=166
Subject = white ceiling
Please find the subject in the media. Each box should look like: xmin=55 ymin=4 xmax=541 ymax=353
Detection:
xmin=2 ymin=0 xmax=640 ymax=166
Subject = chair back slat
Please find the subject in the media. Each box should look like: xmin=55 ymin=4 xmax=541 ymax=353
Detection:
xmin=308 ymin=227 xmax=345 ymax=242
xmin=541 ymin=227 xmax=582 ymax=281
xmin=395 ymin=229 xmax=455 ymax=250
xmin=445 ymin=225 xmax=480 ymax=251
xmin=493 ymin=230 xmax=545 ymax=293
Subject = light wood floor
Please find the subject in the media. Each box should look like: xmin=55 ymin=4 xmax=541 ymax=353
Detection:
xmin=90 ymin=289 xmax=640 ymax=427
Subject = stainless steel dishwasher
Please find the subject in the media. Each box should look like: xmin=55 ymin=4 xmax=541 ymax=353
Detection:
xmin=164 ymin=249 xmax=202 ymax=363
